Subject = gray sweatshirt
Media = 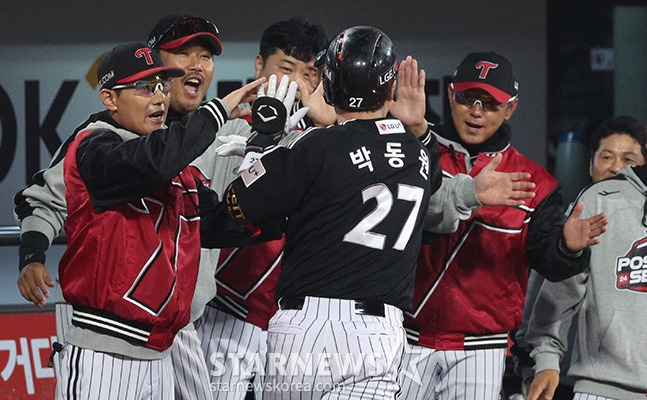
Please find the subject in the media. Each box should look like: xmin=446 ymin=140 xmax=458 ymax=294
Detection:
xmin=527 ymin=165 xmax=647 ymax=399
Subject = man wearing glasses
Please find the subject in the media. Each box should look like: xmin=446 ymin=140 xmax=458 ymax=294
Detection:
xmin=397 ymin=52 xmax=603 ymax=399
xmin=48 ymin=41 xmax=261 ymax=399
xmin=14 ymin=14 xmax=260 ymax=400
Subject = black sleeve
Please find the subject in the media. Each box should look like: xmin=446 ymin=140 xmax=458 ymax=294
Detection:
xmin=526 ymin=188 xmax=590 ymax=281
xmin=509 ymin=328 xmax=534 ymax=378
xmin=77 ymin=101 xmax=227 ymax=210
xmin=18 ymin=231 xmax=49 ymax=271
xmin=198 ymin=181 xmax=284 ymax=248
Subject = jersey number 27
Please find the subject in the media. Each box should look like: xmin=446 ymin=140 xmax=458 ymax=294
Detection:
xmin=343 ymin=183 xmax=424 ymax=251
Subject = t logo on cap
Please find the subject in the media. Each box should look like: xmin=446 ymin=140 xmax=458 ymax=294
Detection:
xmin=452 ymin=52 xmax=519 ymax=104
xmin=97 ymin=42 xmax=185 ymax=90
xmin=135 ymin=48 xmax=154 ymax=65
xmin=475 ymin=61 xmax=498 ymax=79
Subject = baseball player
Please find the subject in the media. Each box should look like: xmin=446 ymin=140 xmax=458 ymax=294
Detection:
xmin=214 ymin=26 xmax=441 ymax=399
xmin=196 ymin=18 xmax=328 ymax=400
xmin=14 ymin=14 xmax=259 ymax=400
xmin=396 ymin=52 xmax=607 ymax=399
xmin=50 ymin=41 xmax=262 ymax=399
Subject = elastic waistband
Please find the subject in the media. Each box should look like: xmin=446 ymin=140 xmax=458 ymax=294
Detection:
xmin=404 ymin=323 xmax=508 ymax=350
xmin=71 ymin=305 xmax=153 ymax=347
xmin=278 ymin=296 xmax=402 ymax=322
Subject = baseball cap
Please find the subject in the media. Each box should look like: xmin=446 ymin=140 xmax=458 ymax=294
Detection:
xmin=451 ymin=52 xmax=519 ymax=103
xmin=147 ymin=14 xmax=222 ymax=55
xmin=97 ymin=42 xmax=185 ymax=90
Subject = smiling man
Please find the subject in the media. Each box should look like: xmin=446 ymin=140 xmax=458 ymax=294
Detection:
xmin=48 ymin=41 xmax=261 ymax=399
xmin=147 ymin=14 xmax=222 ymax=115
xmin=398 ymin=52 xmax=597 ymax=400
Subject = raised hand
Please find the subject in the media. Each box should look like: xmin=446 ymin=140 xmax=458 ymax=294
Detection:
xmin=222 ymin=77 xmax=266 ymax=120
xmin=246 ymin=74 xmax=309 ymax=154
xmin=296 ymin=79 xmax=336 ymax=127
xmin=390 ymin=55 xmax=428 ymax=137
xmin=474 ymin=153 xmax=536 ymax=206
xmin=563 ymin=201 xmax=607 ymax=252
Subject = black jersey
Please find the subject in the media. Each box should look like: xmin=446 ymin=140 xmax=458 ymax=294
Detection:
xmin=225 ymin=118 xmax=440 ymax=311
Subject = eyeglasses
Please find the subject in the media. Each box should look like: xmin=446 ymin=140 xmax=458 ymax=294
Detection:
xmin=112 ymin=79 xmax=173 ymax=97
xmin=453 ymin=89 xmax=517 ymax=112
xmin=157 ymin=17 xmax=219 ymax=47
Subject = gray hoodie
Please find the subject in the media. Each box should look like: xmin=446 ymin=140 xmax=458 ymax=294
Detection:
xmin=527 ymin=165 xmax=647 ymax=399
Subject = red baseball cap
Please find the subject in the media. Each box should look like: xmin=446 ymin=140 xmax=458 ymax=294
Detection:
xmin=97 ymin=42 xmax=185 ymax=89
xmin=147 ymin=14 xmax=222 ymax=56
xmin=452 ymin=52 xmax=519 ymax=103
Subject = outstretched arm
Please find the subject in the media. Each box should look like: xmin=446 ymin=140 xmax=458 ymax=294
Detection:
xmin=474 ymin=153 xmax=535 ymax=206
xmin=426 ymin=153 xmax=535 ymax=233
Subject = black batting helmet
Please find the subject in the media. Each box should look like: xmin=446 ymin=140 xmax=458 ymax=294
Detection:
xmin=323 ymin=26 xmax=397 ymax=111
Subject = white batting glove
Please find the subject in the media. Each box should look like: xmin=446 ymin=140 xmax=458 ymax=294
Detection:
xmin=257 ymin=74 xmax=310 ymax=133
xmin=215 ymin=135 xmax=248 ymax=157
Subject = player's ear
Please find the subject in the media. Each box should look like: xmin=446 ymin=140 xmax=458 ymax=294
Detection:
xmin=100 ymin=89 xmax=118 ymax=111
xmin=447 ymin=85 xmax=454 ymax=104
xmin=254 ymin=55 xmax=264 ymax=80
xmin=503 ymin=97 xmax=519 ymax=121
xmin=387 ymin=80 xmax=397 ymax=101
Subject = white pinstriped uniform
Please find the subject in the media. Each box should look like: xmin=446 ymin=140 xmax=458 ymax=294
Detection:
xmin=56 ymin=344 xmax=174 ymax=399
xmin=55 ymin=301 xmax=211 ymax=400
xmin=198 ymin=306 xmax=268 ymax=399
xmin=573 ymin=394 xmax=618 ymax=400
xmin=398 ymin=346 xmax=506 ymax=400
xmin=264 ymin=296 xmax=405 ymax=400
xmin=54 ymin=300 xmax=72 ymax=399
xmin=172 ymin=326 xmax=212 ymax=400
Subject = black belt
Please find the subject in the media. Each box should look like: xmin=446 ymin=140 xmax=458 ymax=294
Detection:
xmin=278 ymin=296 xmax=385 ymax=317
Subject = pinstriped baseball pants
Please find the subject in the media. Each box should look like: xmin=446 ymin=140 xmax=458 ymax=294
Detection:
xmin=264 ymin=296 xmax=405 ymax=400
xmin=398 ymin=345 xmax=506 ymax=400
xmin=574 ymin=394 xmax=620 ymax=400
xmin=55 ymin=302 xmax=211 ymax=400
xmin=56 ymin=344 xmax=174 ymax=399
xmin=198 ymin=305 xmax=268 ymax=400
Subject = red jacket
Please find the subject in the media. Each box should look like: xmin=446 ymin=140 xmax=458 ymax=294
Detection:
xmin=61 ymin=129 xmax=200 ymax=351
xmin=405 ymin=123 xmax=560 ymax=351
xmin=211 ymin=238 xmax=283 ymax=330
xmin=59 ymin=99 xmax=228 ymax=352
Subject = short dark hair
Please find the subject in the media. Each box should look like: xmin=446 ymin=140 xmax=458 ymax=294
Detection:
xmin=259 ymin=17 xmax=327 ymax=63
xmin=589 ymin=116 xmax=646 ymax=159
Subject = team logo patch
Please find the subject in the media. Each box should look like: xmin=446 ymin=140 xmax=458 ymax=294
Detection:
xmin=616 ymin=236 xmax=647 ymax=291
xmin=241 ymin=159 xmax=266 ymax=187
xmin=375 ymin=119 xmax=405 ymax=135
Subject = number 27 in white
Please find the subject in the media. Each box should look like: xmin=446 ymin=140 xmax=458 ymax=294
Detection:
xmin=343 ymin=183 xmax=424 ymax=251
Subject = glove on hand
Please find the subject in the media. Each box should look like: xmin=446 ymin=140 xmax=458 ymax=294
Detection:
xmin=215 ymin=135 xmax=248 ymax=157
xmin=246 ymin=74 xmax=309 ymax=154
